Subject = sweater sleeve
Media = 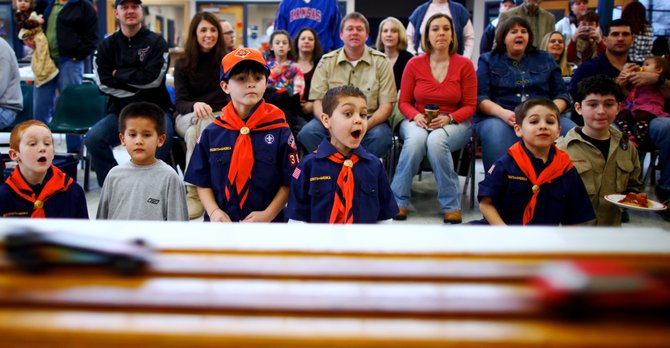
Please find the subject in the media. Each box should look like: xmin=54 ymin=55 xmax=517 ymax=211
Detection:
xmin=476 ymin=53 xmax=493 ymax=105
xmin=74 ymin=2 xmax=99 ymax=60
xmin=173 ymin=58 xmax=196 ymax=115
xmin=398 ymin=57 xmax=421 ymax=120
xmin=567 ymin=39 xmax=577 ymax=63
xmin=96 ymin=178 xmax=112 ymax=219
xmin=450 ymin=57 xmax=477 ymax=124
xmin=166 ymin=172 xmax=188 ymax=221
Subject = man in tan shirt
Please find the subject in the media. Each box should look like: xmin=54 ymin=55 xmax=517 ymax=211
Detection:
xmin=298 ymin=12 xmax=397 ymax=158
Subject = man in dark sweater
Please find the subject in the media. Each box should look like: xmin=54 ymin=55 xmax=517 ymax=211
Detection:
xmin=87 ymin=0 xmax=174 ymax=187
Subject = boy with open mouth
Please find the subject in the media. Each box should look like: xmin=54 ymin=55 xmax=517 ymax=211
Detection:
xmin=286 ymin=85 xmax=398 ymax=223
xmin=0 ymin=120 xmax=88 ymax=218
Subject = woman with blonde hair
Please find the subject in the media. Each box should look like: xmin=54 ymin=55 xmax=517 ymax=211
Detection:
xmin=541 ymin=31 xmax=572 ymax=77
xmin=376 ymin=17 xmax=414 ymax=91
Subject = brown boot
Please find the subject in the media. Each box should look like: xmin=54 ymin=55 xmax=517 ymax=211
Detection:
xmin=443 ymin=211 xmax=462 ymax=224
xmin=393 ymin=208 xmax=408 ymax=220
xmin=186 ymin=186 xmax=204 ymax=219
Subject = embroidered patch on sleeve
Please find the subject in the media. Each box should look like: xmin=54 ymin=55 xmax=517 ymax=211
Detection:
xmin=288 ymin=153 xmax=300 ymax=166
xmin=287 ymin=133 xmax=298 ymax=150
xmin=292 ymin=167 xmax=301 ymax=180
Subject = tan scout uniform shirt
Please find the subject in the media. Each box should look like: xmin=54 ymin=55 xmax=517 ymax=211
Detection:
xmin=556 ymin=127 xmax=644 ymax=226
xmin=309 ymin=46 xmax=397 ymax=114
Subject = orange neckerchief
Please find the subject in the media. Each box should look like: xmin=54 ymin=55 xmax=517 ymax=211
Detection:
xmin=327 ymin=153 xmax=360 ymax=224
xmin=213 ymin=100 xmax=288 ymax=208
xmin=507 ymin=142 xmax=573 ymax=225
xmin=5 ymin=165 xmax=73 ymax=218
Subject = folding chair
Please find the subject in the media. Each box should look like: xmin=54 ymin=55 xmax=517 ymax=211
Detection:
xmin=48 ymin=83 xmax=106 ymax=191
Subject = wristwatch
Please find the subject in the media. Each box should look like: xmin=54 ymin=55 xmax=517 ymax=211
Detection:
xmin=656 ymin=75 xmax=666 ymax=87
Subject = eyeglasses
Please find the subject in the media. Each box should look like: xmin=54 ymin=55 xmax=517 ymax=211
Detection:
xmin=223 ymin=31 xmax=235 ymax=35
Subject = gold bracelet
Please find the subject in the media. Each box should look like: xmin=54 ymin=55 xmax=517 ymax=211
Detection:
xmin=209 ymin=208 xmax=221 ymax=216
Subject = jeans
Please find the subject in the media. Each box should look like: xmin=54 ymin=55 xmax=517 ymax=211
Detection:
xmin=649 ymin=116 xmax=670 ymax=190
xmin=476 ymin=114 xmax=576 ymax=171
xmin=391 ymin=119 xmax=472 ymax=212
xmin=297 ymin=118 xmax=393 ymax=158
xmin=85 ymin=112 xmax=175 ymax=187
xmin=33 ymin=59 xmax=84 ymax=152
xmin=0 ymin=107 xmax=17 ymax=129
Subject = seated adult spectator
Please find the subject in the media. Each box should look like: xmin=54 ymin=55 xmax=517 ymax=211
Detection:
xmin=28 ymin=0 xmax=98 ymax=154
xmin=0 ymin=37 xmax=22 ymax=129
xmin=293 ymin=27 xmax=323 ymax=124
xmin=569 ymin=19 xmax=670 ymax=221
xmin=297 ymin=12 xmax=396 ymax=158
xmin=480 ymin=0 xmax=519 ymax=55
xmin=173 ymin=12 xmax=229 ymax=219
xmin=273 ymin=0 xmax=342 ymax=52
xmin=407 ymin=0 xmax=475 ymax=58
xmin=541 ymin=31 xmax=572 ymax=77
xmin=87 ymin=0 xmax=174 ymax=187
xmin=498 ymin=0 xmax=555 ymax=49
xmin=476 ymin=16 xmax=573 ymax=171
xmin=566 ymin=11 xmax=604 ymax=66
xmin=621 ymin=1 xmax=653 ymax=64
xmin=554 ymin=0 xmax=589 ymax=43
xmin=375 ymin=17 xmax=414 ymax=93
xmin=390 ymin=13 xmax=476 ymax=224
xmin=219 ymin=19 xmax=236 ymax=53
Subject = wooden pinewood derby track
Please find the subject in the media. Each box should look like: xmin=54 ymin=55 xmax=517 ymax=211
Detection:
xmin=0 ymin=219 xmax=669 ymax=347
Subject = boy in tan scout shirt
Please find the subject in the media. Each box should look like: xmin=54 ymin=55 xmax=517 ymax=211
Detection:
xmin=557 ymin=75 xmax=644 ymax=226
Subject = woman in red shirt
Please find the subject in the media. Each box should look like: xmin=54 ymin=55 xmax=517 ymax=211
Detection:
xmin=390 ymin=13 xmax=477 ymax=224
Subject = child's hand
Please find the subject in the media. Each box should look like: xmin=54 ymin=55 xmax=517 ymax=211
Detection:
xmin=241 ymin=210 xmax=273 ymax=222
xmin=209 ymin=208 xmax=231 ymax=222
xmin=627 ymin=71 xmax=662 ymax=87
xmin=23 ymin=37 xmax=36 ymax=50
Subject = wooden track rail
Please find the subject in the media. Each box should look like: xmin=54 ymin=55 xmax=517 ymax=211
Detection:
xmin=0 ymin=220 xmax=669 ymax=346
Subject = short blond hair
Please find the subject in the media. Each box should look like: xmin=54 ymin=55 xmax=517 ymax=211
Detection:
xmin=375 ymin=17 xmax=408 ymax=52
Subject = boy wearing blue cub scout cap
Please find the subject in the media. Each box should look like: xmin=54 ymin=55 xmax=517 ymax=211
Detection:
xmin=184 ymin=48 xmax=300 ymax=222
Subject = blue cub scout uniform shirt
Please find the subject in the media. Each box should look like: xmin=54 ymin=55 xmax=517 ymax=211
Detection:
xmin=477 ymin=143 xmax=595 ymax=225
xmin=184 ymin=115 xmax=299 ymax=222
xmin=286 ymin=140 xmax=399 ymax=223
xmin=0 ymin=168 xmax=89 ymax=219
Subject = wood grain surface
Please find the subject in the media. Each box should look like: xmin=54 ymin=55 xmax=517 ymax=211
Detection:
xmin=1 ymin=220 xmax=669 ymax=347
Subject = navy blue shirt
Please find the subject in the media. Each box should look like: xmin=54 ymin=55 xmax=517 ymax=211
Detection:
xmin=569 ymin=52 xmax=622 ymax=100
xmin=0 ymin=168 xmax=89 ymax=219
xmin=184 ymin=104 xmax=299 ymax=222
xmin=286 ymin=140 xmax=399 ymax=223
xmin=477 ymin=143 xmax=595 ymax=225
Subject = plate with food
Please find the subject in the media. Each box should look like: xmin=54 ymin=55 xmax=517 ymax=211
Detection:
xmin=605 ymin=193 xmax=667 ymax=211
